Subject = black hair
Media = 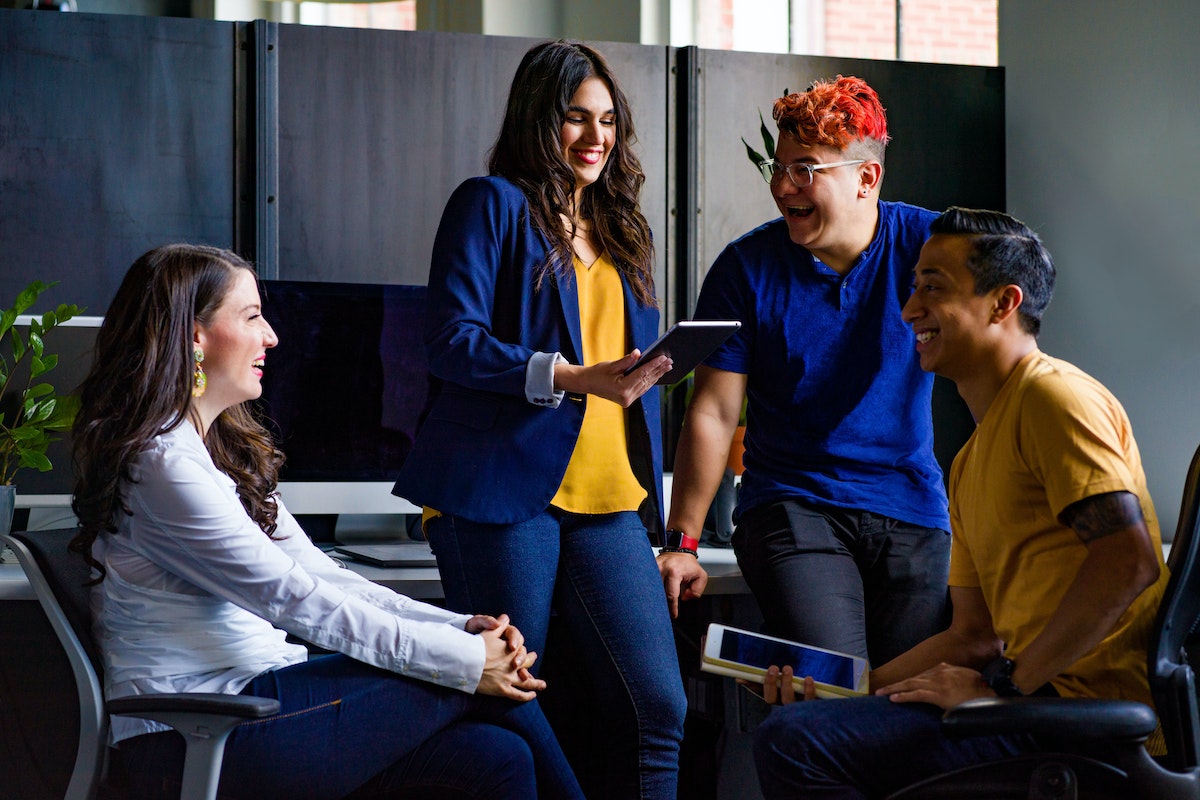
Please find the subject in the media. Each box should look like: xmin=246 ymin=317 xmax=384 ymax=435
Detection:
xmin=488 ymin=40 xmax=655 ymax=306
xmin=930 ymin=207 xmax=1055 ymax=336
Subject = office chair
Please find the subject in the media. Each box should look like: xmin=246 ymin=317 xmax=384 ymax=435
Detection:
xmin=888 ymin=441 xmax=1200 ymax=800
xmin=1 ymin=528 xmax=279 ymax=800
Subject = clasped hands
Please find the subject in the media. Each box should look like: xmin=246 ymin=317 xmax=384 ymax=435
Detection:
xmin=467 ymin=613 xmax=545 ymax=701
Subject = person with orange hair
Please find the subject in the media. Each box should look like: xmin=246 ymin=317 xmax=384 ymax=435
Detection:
xmin=659 ymin=76 xmax=950 ymax=671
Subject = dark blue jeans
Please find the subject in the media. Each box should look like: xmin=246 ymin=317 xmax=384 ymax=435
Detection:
xmin=753 ymin=695 xmax=1039 ymax=799
xmin=733 ymin=499 xmax=951 ymax=666
xmin=118 ymin=654 xmax=584 ymax=800
xmin=426 ymin=509 xmax=687 ymax=800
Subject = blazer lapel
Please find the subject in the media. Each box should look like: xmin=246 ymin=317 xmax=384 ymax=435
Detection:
xmin=557 ymin=268 xmax=585 ymax=364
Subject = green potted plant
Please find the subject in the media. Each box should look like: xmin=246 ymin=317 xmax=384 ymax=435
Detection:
xmin=742 ymin=106 xmax=778 ymax=173
xmin=0 ymin=281 xmax=83 ymax=538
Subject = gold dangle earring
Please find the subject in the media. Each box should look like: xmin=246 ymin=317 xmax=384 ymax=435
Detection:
xmin=192 ymin=346 xmax=207 ymax=398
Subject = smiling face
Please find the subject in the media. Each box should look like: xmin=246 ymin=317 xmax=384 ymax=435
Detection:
xmin=902 ymin=234 xmax=1004 ymax=382
xmin=193 ymin=268 xmax=277 ymax=421
xmin=560 ymin=75 xmax=616 ymax=206
xmin=771 ymin=135 xmax=880 ymax=270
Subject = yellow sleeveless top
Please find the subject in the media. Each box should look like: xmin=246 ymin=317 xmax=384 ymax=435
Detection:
xmin=550 ymin=252 xmax=646 ymax=514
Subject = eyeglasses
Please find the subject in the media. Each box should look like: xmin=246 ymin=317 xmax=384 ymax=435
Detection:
xmin=757 ymin=159 xmax=866 ymax=187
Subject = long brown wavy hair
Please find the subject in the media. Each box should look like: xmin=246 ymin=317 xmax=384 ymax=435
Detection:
xmin=69 ymin=244 xmax=285 ymax=577
xmin=488 ymin=40 xmax=657 ymax=307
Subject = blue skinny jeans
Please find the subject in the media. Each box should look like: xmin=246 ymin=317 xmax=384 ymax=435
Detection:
xmin=426 ymin=508 xmax=688 ymax=800
xmin=117 ymin=653 xmax=584 ymax=800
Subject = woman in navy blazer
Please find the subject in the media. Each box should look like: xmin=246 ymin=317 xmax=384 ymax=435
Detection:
xmin=394 ymin=41 xmax=687 ymax=799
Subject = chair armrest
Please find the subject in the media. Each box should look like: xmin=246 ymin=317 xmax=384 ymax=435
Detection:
xmin=942 ymin=697 xmax=1158 ymax=742
xmin=109 ymin=693 xmax=280 ymax=800
xmin=109 ymin=692 xmax=280 ymax=719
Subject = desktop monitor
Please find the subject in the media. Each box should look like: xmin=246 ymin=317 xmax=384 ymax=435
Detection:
xmin=4 ymin=281 xmax=433 ymax=537
xmin=255 ymin=280 xmax=430 ymax=540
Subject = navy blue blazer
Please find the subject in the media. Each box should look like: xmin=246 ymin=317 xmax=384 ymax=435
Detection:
xmin=393 ymin=177 xmax=664 ymax=536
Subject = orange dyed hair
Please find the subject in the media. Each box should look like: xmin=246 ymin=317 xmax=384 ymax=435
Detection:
xmin=772 ymin=75 xmax=891 ymax=151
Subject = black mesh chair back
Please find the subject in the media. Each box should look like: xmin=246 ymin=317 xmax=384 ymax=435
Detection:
xmin=15 ymin=528 xmax=103 ymax=667
xmin=1150 ymin=442 xmax=1200 ymax=769
xmin=6 ymin=528 xmax=110 ymax=799
xmin=2 ymin=528 xmax=279 ymax=800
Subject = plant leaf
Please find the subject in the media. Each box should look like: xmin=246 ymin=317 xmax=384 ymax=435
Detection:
xmin=11 ymin=424 xmax=44 ymax=441
xmin=28 ymin=328 xmax=44 ymax=358
xmin=31 ymin=353 xmax=57 ymax=378
xmin=53 ymin=303 xmax=82 ymax=324
xmin=42 ymin=394 xmax=78 ymax=432
xmin=19 ymin=450 xmax=52 ymax=472
xmin=742 ymin=137 xmax=766 ymax=168
xmin=21 ymin=397 xmax=55 ymax=426
xmin=0 ymin=308 xmax=16 ymax=343
xmin=10 ymin=326 xmax=24 ymax=362
xmin=758 ymin=110 xmax=775 ymax=160
xmin=12 ymin=282 xmax=50 ymax=316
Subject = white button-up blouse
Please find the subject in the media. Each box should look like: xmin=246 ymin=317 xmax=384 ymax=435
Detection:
xmin=92 ymin=424 xmax=485 ymax=744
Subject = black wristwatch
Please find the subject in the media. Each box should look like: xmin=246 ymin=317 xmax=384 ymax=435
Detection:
xmin=980 ymin=656 xmax=1024 ymax=697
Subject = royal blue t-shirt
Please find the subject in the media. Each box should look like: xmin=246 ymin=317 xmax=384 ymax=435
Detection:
xmin=695 ymin=201 xmax=950 ymax=531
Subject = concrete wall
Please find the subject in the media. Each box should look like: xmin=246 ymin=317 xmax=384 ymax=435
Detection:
xmin=1001 ymin=0 xmax=1200 ymax=536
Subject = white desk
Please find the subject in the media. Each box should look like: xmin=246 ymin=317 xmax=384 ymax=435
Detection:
xmin=338 ymin=544 xmax=745 ymax=600
xmin=1 ymin=545 xmax=746 ymax=602
xmin=3 ymin=473 xmax=748 ymax=600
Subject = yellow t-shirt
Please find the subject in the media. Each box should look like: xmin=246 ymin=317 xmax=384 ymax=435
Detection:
xmin=550 ymin=253 xmax=646 ymax=514
xmin=948 ymin=350 xmax=1167 ymax=706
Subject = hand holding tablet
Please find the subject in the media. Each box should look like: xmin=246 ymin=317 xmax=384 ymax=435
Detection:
xmin=700 ymin=623 xmax=869 ymax=699
xmin=623 ymin=320 xmax=741 ymax=386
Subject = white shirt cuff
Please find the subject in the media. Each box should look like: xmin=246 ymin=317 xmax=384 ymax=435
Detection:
xmin=526 ymin=351 xmax=568 ymax=409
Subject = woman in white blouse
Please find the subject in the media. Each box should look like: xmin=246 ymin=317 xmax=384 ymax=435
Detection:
xmin=68 ymin=244 xmax=584 ymax=800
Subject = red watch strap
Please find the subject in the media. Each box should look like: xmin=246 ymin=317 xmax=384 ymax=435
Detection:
xmin=664 ymin=529 xmax=700 ymax=551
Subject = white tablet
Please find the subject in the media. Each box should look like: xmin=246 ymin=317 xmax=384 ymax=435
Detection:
xmin=623 ymin=320 xmax=741 ymax=385
xmin=700 ymin=623 xmax=869 ymax=699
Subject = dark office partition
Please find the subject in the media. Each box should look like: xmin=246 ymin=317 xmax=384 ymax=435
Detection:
xmin=0 ymin=10 xmax=238 ymax=315
xmin=274 ymin=27 xmax=672 ymax=292
xmin=685 ymin=49 xmax=1004 ymax=313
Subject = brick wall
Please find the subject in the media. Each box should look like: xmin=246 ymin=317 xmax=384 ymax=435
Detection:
xmin=696 ymin=0 xmax=997 ymax=67
xmin=896 ymin=0 xmax=998 ymax=65
xmin=824 ymin=0 xmax=899 ymax=60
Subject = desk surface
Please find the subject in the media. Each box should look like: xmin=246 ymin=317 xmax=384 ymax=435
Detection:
xmin=0 ymin=544 xmax=746 ymax=602
xmin=336 ymin=544 xmax=745 ymax=599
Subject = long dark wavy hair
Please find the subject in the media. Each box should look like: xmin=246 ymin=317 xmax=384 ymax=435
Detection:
xmin=488 ymin=40 xmax=656 ymax=307
xmin=69 ymin=244 xmax=285 ymax=576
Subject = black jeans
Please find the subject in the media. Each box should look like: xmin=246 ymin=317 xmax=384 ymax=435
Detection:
xmin=732 ymin=498 xmax=950 ymax=666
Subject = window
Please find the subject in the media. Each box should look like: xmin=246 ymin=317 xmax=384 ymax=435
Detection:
xmin=213 ymin=0 xmax=415 ymax=30
xmin=677 ymin=0 xmax=997 ymax=66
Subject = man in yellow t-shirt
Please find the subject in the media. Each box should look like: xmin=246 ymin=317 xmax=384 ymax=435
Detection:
xmin=751 ymin=207 xmax=1168 ymax=799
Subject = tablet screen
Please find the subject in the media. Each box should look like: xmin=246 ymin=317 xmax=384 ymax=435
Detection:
xmin=624 ymin=320 xmax=740 ymax=385
xmin=718 ymin=629 xmax=859 ymax=690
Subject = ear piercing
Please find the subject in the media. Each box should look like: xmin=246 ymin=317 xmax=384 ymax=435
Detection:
xmin=192 ymin=346 xmax=207 ymax=398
